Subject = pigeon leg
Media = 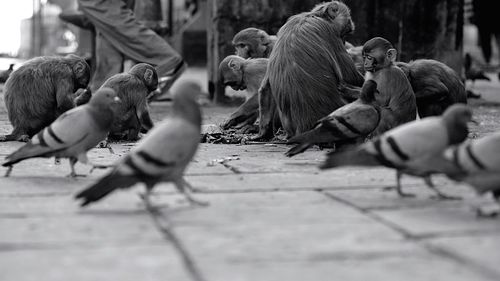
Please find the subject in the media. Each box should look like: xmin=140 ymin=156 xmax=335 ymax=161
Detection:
xmin=475 ymin=192 xmax=500 ymax=218
xmin=4 ymin=165 xmax=13 ymax=177
xmin=425 ymin=176 xmax=462 ymax=200
xmin=395 ymin=171 xmax=416 ymax=198
xmin=67 ymin=157 xmax=86 ymax=178
xmin=139 ymin=187 xmax=155 ymax=211
xmin=175 ymin=179 xmax=209 ymax=206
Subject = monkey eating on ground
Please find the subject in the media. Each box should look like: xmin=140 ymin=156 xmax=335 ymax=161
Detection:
xmin=256 ymin=1 xmax=364 ymax=140
xmin=219 ymin=55 xmax=268 ymax=133
xmin=232 ymin=27 xmax=277 ymax=59
xmin=1 ymin=55 xmax=90 ymax=142
xmin=100 ymin=63 xmax=157 ymax=141
xmin=396 ymin=59 xmax=467 ymax=118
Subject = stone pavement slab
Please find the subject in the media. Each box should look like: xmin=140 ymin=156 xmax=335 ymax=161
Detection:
xmin=0 ymin=245 xmax=192 ymax=281
xmin=1 ymin=66 xmax=500 ymax=281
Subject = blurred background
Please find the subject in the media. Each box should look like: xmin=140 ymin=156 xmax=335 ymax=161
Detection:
xmin=0 ymin=0 xmax=498 ymax=100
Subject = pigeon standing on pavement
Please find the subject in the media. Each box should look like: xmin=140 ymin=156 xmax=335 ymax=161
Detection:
xmin=415 ymin=131 xmax=500 ymax=216
xmin=2 ymin=88 xmax=121 ymax=177
xmin=285 ymin=79 xmax=380 ymax=157
xmin=75 ymin=81 xmax=207 ymax=208
xmin=319 ymin=104 xmax=473 ymax=199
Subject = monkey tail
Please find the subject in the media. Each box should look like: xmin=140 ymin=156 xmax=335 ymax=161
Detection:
xmin=75 ymin=170 xmax=140 ymax=207
xmin=319 ymin=148 xmax=380 ymax=170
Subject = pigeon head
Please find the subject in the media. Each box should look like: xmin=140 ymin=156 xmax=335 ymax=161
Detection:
xmin=442 ymin=104 xmax=473 ymax=145
xmin=90 ymin=87 xmax=121 ymax=108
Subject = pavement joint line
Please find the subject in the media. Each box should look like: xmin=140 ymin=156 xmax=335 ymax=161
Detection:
xmin=186 ymin=183 xmax=432 ymax=194
xmin=320 ymin=191 xmax=500 ymax=280
xmin=144 ymin=202 xmax=207 ymax=281
xmin=0 ymin=240 xmax=168 ymax=253
xmin=319 ymin=190 xmax=416 ymax=239
xmin=422 ymin=243 xmax=500 ymax=281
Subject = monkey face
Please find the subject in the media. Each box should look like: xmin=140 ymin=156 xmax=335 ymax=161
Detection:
xmin=362 ymin=49 xmax=389 ymax=73
xmin=234 ymin=43 xmax=252 ymax=59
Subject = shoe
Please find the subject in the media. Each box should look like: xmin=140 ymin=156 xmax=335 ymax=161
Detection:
xmin=59 ymin=11 xmax=94 ymax=30
xmin=149 ymin=60 xmax=188 ymax=102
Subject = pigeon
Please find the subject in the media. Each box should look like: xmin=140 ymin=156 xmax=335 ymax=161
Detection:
xmin=286 ymin=79 xmax=380 ymax=157
xmin=2 ymin=88 xmax=121 ymax=177
xmin=409 ymin=132 xmax=500 ymax=216
xmin=319 ymin=104 xmax=473 ymax=199
xmin=75 ymin=81 xmax=207 ymax=208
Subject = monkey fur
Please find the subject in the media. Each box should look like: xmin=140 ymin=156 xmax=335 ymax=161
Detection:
xmin=1 ymin=54 xmax=90 ymax=142
xmin=100 ymin=63 xmax=157 ymax=141
xmin=396 ymin=59 xmax=467 ymax=118
xmin=232 ymin=27 xmax=277 ymax=59
xmin=259 ymin=1 xmax=364 ymax=139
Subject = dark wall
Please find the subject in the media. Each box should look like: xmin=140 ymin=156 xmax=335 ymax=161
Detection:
xmin=346 ymin=0 xmax=464 ymax=71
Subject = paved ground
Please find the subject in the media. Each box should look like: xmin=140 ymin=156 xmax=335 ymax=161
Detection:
xmin=2 ymin=28 xmax=500 ymax=279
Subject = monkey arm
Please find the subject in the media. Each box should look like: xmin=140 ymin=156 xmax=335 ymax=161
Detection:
xmin=251 ymin=78 xmax=277 ymax=141
xmin=56 ymin=79 xmax=78 ymax=115
xmin=222 ymin=93 xmax=259 ymax=130
xmin=139 ymin=109 xmax=154 ymax=133
xmin=338 ymin=82 xmax=361 ymax=102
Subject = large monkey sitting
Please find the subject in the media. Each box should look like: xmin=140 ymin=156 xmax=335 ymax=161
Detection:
xmin=257 ymin=1 xmax=364 ymax=140
xmin=232 ymin=28 xmax=277 ymax=59
xmin=1 ymin=55 xmax=90 ymax=142
xmin=219 ymin=55 xmax=268 ymax=133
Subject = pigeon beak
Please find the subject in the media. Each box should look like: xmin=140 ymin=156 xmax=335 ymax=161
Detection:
xmin=114 ymin=96 xmax=122 ymax=103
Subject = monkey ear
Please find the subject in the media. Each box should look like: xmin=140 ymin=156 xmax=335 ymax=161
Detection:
xmin=73 ymin=61 xmax=87 ymax=76
xmin=386 ymin=48 xmax=397 ymax=62
xmin=228 ymin=59 xmax=242 ymax=71
xmin=144 ymin=69 xmax=154 ymax=84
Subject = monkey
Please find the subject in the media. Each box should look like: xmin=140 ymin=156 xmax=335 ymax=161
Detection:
xmin=355 ymin=37 xmax=417 ymax=136
xmin=219 ymin=55 xmax=268 ymax=133
xmin=100 ymin=63 xmax=157 ymax=141
xmin=0 ymin=54 xmax=90 ymax=142
xmin=232 ymin=27 xmax=277 ymax=59
xmin=256 ymin=1 xmax=364 ymax=140
xmin=396 ymin=59 xmax=467 ymax=118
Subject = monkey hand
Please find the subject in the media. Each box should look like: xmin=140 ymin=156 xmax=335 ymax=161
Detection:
xmin=236 ymin=124 xmax=259 ymax=134
xmin=222 ymin=110 xmax=259 ymax=130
